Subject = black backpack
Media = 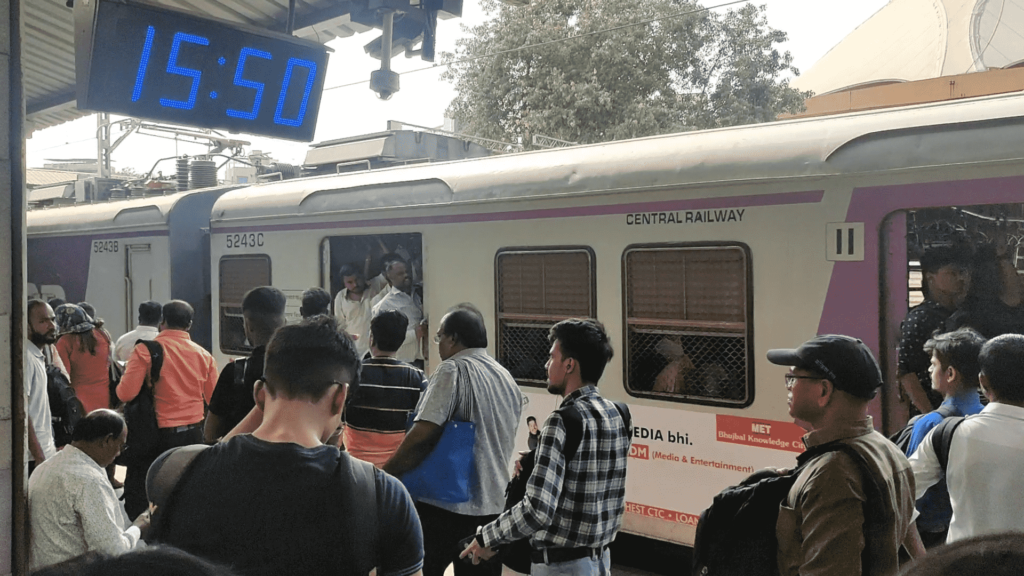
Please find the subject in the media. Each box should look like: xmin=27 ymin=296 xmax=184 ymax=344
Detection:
xmin=928 ymin=415 xmax=966 ymax=473
xmin=44 ymin=349 xmax=84 ymax=448
xmin=889 ymin=404 xmax=957 ymax=454
xmin=499 ymin=400 xmax=631 ymax=574
xmin=117 ymin=340 xmax=164 ymax=465
xmin=691 ymin=441 xmax=884 ymax=576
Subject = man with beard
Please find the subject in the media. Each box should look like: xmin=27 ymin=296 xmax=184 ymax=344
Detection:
xmin=27 ymin=299 xmax=59 ymax=466
xmin=372 ymin=260 xmax=424 ymax=367
xmin=335 ymin=258 xmax=388 ymax=359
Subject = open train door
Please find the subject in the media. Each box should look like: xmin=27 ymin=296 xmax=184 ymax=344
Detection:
xmin=879 ymin=200 xmax=1024 ymax=436
xmin=880 ymin=210 xmax=913 ymax=436
xmin=125 ymin=244 xmax=154 ymax=334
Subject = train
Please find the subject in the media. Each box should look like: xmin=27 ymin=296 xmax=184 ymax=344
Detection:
xmin=27 ymin=184 xmax=245 ymax=352
xmin=27 ymin=92 xmax=1024 ymax=547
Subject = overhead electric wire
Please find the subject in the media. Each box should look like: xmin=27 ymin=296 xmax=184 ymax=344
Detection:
xmin=32 ymin=136 xmax=97 ymax=152
xmin=322 ymin=0 xmax=751 ymax=92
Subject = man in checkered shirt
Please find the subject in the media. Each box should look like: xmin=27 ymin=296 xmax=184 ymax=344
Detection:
xmin=460 ymin=318 xmax=631 ymax=576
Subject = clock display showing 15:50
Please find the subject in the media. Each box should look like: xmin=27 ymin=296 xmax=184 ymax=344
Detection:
xmin=84 ymin=0 xmax=330 ymax=142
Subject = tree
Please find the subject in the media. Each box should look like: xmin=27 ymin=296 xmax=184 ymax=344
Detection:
xmin=113 ymin=165 xmax=142 ymax=179
xmin=442 ymin=0 xmax=810 ymax=149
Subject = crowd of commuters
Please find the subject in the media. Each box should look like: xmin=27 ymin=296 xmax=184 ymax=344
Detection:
xmin=25 ymin=267 xmax=631 ymax=576
xmin=23 ymin=240 xmax=1024 ymax=576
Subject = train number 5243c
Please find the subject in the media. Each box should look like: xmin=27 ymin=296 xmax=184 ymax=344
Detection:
xmin=226 ymin=233 xmax=264 ymax=249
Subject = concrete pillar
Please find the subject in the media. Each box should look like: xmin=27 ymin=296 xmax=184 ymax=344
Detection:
xmin=1 ymin=0 xmax=25 ymax=574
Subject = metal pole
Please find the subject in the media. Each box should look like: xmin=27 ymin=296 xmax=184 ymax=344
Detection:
xmin=97 ymin=112 xmax=111 ymax=178
xmin=286 ymin=0 xmax=296 ymax=35
xmin=381 ymin=10 xmax=394 ymax=71
xmin=8 ymin=0 xmax=28 ymax=572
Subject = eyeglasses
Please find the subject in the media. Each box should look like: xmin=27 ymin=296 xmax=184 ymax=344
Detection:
xmin=433 ymin=333 xmax=447 ymax=344
xmin=784 ymin=374 xmax=823 ymax=388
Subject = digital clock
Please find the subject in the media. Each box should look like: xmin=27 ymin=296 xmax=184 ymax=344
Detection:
xmin=75 ymin=0 xmax=331 ymax=142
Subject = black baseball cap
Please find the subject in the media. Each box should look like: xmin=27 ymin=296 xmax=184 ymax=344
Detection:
xmin=767 ymin=335 xmax=882 ymax=399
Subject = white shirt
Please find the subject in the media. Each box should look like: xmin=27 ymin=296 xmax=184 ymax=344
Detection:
xmin=334 ymin=274 xmax=388 ymax=359
xmin=26 ymin=340 xmax=56 ymax=460
xmin=371 ymin=286 xmax=424 ymax=363
xmin=909 ymin=402 xmax=1024 ymax=543
xmin=28 ymin=445 xmax=141 ymax=569
xmin=113 ymin=325 xmax=160 ymax=363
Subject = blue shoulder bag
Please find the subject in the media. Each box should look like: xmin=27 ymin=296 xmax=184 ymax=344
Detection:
xmin=401 ymin=364 xmax=476 ymax=503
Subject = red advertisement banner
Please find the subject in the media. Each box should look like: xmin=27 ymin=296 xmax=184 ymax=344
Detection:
xmin=715 ymin=414 xmax=806 ymax=453
xmin=625 ymin=501 xmax=701 ymax=526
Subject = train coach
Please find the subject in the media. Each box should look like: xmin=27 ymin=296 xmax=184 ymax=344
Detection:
xmin=25 ymin=92 xmax=1024 ymax=548
xmin=27 ymin=184 xmax=244 ymax=351
xmin=206 ymin=93 xmax=1024 ymax=547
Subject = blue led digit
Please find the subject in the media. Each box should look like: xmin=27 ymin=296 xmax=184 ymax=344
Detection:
xmin=226 ymin=48 xmax=272 ymax=120
xmin=273 ymin=58 xmax=317 ymax=127
xmin=159 ymin=32 xmax=210 ymax=111
xmin=131 ymin=26 xmax=156 ymax=102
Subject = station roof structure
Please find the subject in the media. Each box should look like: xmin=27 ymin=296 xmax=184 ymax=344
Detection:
xmin=791 ymin=0 xmax=1024 ymax=96
xmin=23 ymin=0 xmax=375 ymax=134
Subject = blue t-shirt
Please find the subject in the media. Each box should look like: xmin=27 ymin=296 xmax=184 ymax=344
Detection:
xmin=905 ymin=391 xmax=984 ymax=532
xmin=157 ymin=434 xmax=423 ymax=576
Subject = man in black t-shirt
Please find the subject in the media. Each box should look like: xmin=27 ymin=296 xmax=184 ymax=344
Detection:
xmin=205 ymin=287 xmax=286 ymax=443
xmin=899 ymin=246 xmax=970 ymax=414
xmin=157 ymin=316 xmax=424 ymax=576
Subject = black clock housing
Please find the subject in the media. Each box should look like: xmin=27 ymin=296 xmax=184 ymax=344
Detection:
xmin=75 ymin=0 xmax=331 ymax=142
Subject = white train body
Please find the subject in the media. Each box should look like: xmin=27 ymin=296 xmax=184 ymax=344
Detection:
xmin=28 ymin=93 xmax=1024 ymax=547
xmin=207 ymin=94 xmax=1024 ymax=546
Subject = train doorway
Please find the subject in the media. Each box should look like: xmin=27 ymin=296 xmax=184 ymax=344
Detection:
xmin=881 ymin=203 xmax=1024 ymax=434
xmin=125 ymin=244 xmax=154 ymax=334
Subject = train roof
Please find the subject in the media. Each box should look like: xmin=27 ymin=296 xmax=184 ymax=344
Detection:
xmin=207 ymin=92 xmax=1024 ymax=226
xmin=28 ymin=184 xmax=244 ymax=237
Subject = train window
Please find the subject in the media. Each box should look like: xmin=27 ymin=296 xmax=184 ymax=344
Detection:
xmin=623 ymin=243 xmax=753 ymax=406
xmin=495 ymin=247 xmax=596 ymax=387
xmin=219 ymin=255 xmax=272 ymax=355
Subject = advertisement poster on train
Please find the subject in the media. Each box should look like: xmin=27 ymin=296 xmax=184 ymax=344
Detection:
xmin=516 ymin=392 xmax=807 ymax=529
xmin=624 ymin=405 xmax=806 ymax=526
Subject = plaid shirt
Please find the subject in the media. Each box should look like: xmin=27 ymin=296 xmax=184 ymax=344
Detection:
xmin=480 ymin=385 xmax=630 ymax=550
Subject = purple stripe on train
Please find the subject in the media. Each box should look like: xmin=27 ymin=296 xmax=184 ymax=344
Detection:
xmin=31 ymin=229 xmax=170 ymax=241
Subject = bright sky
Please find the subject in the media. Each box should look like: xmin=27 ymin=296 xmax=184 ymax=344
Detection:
xmin=25 ymin=0 xmax=890 ymax=173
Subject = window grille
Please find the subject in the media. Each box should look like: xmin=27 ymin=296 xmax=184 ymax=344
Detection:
xmin=220 ymin=255 xmax=271 ymax=355
xmin=623 ymin=244 xmax=752 ymax=406
xmin=496 ymin=248 xmax=595 ymax=386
